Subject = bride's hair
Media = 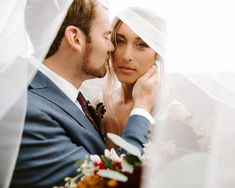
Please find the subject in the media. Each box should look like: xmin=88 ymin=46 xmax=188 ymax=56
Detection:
xmin=103 ymin=7 xmax=167 ymax=131
xmin=102 ymin=17 xmax=122 ymax=135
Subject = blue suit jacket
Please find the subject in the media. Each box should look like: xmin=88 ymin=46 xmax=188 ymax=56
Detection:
xmin=10 ymin=71 xmax=151 ymax=188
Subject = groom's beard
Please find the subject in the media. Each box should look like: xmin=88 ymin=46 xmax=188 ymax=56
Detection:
xmin=82 ymin=43 xmax=107 ymax=78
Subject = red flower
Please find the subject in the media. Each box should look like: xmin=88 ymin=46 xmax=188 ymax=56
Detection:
xmin=95 ymin=161 xmax=106 ymax=169
xmin=117 ymin=162 xmax=122 ymax=169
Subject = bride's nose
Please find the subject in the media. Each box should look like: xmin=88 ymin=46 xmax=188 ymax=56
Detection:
xmin=122 ymin=46 xmax=133 ymax=62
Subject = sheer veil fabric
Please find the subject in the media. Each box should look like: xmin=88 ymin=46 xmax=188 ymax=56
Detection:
xmin=0 ymin=1 xmax=111 ymax=187
xmin=0 ymin=1 xmax=73 ymax=187
xmin=1 ymin=0 xmax=235 ymax=188
xmin=101 ymin=1 xmax=235 ymax=188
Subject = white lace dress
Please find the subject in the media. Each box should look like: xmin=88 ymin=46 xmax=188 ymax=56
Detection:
xmin=142 ymin=99 xmax=212 ymax=188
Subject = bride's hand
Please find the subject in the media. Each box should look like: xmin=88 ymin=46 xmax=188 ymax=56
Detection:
xmin=132 ymin=64 xmax=158 ymax=112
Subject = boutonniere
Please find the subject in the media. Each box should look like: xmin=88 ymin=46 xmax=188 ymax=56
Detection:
xmin=86 ymin=100 xmax=106 ymax=140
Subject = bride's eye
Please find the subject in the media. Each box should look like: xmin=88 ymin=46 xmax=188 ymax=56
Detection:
xmin=136 ymin=42 xmax=149 ymax=49
xmin=116 ymin=37 xmax=126 ymax=45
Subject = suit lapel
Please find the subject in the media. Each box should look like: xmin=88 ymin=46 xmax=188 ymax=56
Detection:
xmin=29 ymin=71 xmax=100 ymax=136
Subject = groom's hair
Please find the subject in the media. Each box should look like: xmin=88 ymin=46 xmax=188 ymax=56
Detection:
xmin=46 ymin=0 xmax=97 ymax=58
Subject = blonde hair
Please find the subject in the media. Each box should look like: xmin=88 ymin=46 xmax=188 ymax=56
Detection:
xmin=103 ymin=8 xmax=167 ymax=132
xmin=102 ymin=18 xmax=123 ymax=134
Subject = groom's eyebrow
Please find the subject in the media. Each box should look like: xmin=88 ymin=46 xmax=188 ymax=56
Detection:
xmin=104 ymin=31 xmax=112 ymax=35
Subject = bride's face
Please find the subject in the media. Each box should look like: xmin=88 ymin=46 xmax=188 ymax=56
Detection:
xmin=112 ymin=22 xmax=156 ymax=85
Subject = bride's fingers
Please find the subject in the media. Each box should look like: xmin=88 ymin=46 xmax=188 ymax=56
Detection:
xmin=132 ymin=64 xmax=158 ymax=112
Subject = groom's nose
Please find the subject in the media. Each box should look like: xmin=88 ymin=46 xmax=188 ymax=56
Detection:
xmin=107 ymin=40 xmax=115 ymax=53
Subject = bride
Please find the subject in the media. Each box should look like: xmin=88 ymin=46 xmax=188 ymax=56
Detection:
xmin=102 ymin=7 xmax=203 ymax=150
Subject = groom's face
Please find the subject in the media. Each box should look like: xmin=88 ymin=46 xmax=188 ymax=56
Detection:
xmin=81 ymin=2 xmax=114 ymax=78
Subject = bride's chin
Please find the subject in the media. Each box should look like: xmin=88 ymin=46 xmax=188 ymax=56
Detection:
xmin=116 ymin=74 xmax=137 ymax=85
xmin=118 ymin=79 xmax=136 ymax=86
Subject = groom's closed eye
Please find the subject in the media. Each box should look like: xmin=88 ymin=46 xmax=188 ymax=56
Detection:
xmin=104 ymin=31 xmax=112 ymax=40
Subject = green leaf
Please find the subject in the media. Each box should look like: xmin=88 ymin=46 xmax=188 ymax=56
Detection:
xmin=125 ymin=154 xmax=142 ymax=166
xmin=107 ymin=133 xmax=141 ymax=158
xmin=97 ymin=169 xmax=128 ymax=182
xmin=122 ymin=158 xmax=134 ymax=173
xmin=101 ymin=155 xmax=112 ymax=169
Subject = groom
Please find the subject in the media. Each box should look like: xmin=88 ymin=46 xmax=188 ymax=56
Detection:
xmin=10 ymin=0 xmax=157 ymax=187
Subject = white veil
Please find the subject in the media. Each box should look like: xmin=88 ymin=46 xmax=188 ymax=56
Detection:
xmin=0 ymin=1 xmax=114 ymax=187
xmin=0 ymin=0 xmax=73 ymax=187
xmin=1 ymin=1 xmax=235 ymax=188
xmin=107 ymin=1 xmax=235 ymax=188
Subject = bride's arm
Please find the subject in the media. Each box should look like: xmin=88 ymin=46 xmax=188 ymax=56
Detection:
xmin=153 ymin=102 xmax=205 ymax=152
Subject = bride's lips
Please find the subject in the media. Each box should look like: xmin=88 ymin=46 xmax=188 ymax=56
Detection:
xmin=118 ymin=66 xmax=136 ymax=73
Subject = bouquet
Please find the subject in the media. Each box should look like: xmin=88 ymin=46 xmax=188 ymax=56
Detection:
xmin=54 ymin=133 xmax=145 ymax=188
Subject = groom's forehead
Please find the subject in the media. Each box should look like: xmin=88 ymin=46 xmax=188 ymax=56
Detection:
xmin=91 ymin=1 xmax=111 ymax=31
xmin=97 ymin=0 xmax=109 ymax=8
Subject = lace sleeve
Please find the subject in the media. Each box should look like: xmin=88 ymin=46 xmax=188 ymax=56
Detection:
xmin=146 ymin=101 xmax=209 ymax=169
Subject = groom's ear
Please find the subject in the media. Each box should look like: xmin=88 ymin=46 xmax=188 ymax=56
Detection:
xmin=64 ymin=26 xmax=85 ymax=52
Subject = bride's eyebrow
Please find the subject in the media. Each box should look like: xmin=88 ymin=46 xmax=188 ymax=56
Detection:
xmin=116 ymin=34 xmax=126 ymax=39
xmin=136 ymin=37 xmax=143 ymax=41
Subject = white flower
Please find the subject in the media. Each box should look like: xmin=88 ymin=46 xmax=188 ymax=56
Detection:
xmin=80 ymin=160 xmax=95 ymax=176
xmin=104 ymin=148 xmax=122 ymax=162
xmin=119 ymin=154 xmax=125 ymax=161
xmin=90 ymin=154 xmax=102 ymax=164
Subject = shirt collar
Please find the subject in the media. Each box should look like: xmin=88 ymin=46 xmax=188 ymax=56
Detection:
xmin=30 ymin=56 xmax=79 ymax=102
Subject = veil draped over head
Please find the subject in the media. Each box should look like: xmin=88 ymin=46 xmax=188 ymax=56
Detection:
xmin=1 ymin=0 xmax=235 ymax=188
xmin=108 ymin=1 xmax=235 ymax=188
xmin=0 ymin=0 xmax=73 ymax=187
xmin=0 ymin=1 xmax=111 ymax=187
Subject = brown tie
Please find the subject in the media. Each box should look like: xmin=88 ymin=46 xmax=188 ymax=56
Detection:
xmin=77 ymin=92 xmax=104 ymax=141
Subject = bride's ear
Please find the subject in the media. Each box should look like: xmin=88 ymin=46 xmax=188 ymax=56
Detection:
xmin=64 ymin=26 xmax=85 ymax=52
